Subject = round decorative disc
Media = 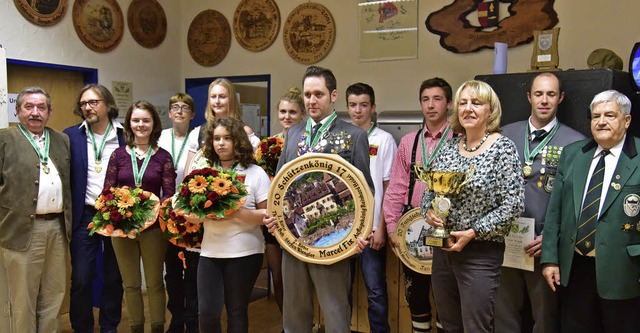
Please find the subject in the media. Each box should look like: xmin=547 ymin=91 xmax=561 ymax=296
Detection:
xmin=233 ymin=0 xmax=280 ymax=52
xmin=127 ymin=0 xmax=167 ymax=48
xmin=187 ymin=9 xmax=231 ymax=67
xmin=72 ymin=0 xmax=124 ymax=53
xmin=283 ymin=2 xmax=335 ymax=64
xmin=13 ymin=0 xmax=67 ymax=26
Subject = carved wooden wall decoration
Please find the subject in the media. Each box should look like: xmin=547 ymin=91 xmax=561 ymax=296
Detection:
xmin=426 ymin=0 xmax=558 ymax=53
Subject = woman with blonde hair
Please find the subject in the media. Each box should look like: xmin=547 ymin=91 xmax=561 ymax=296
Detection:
xmin=273 ymin=86 xmax=305 ymax=139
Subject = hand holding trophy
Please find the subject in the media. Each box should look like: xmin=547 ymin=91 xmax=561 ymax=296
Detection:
xmin=415 ymin=164 xmax=474 ymax=248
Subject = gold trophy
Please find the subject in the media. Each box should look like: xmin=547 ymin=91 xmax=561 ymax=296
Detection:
xmin=415 ymin=164 xmax=474 ymax=248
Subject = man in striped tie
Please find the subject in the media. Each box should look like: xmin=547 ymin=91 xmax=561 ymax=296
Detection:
xmin=541 ymin=90 xmax=640 ymax=333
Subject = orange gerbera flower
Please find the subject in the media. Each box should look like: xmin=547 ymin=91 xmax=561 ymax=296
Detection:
xmin=94 ymin=198 xmax=105 ymax=210
xmin=117 ymin=192 xmax=135 ymax=209
xmin=188 ymin=175 xmax=208 ymax=194
xmin=211 ymin=177 xmax=232 ymax=196
xmin=167 ymin=219 xmax=179 ymax=234
xmin=184 ymin=221 xmax=200 ymax=233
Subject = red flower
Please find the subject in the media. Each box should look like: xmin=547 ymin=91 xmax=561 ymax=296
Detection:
xmin=104 ymin=193 xmax=115 ymax=202
xmin=206 ymin=191 xmax=219 ymax=203
xmin=179 ymin=186 xmax=190 ymax=197
xmin=110 ymin=210 xmax=123 ymax=222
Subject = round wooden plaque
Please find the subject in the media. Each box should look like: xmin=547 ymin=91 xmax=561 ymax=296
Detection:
xmin=127 ymin=0 xmax=167 ymax=48
xmin=187 ymin=9 xmax=231 ymax=67
xmin=233 ymin=0 xmax=280 ymax=52
xmin=394 ymin=207 xmax=433 ymax=274
xmin=72 ymin=0 xmax=124 ymax=53
xmin=268 ymin=153 xmax=373 ymax=265
xmin=283 ymin=2 xmax=335 ymax=64
xmin=13 ymin=0 xmax=67 ymax=26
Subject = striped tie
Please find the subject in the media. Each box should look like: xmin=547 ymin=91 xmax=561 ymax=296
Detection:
xmin=576 ymin=149 xmax=610 ymax=255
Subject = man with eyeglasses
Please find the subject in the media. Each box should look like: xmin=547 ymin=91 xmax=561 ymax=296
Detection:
xmin=158 ymin=93 xmax=201 ymax=333
xmin=63 ymin=84 xmax=125 ymax=333
xmin=0 ymin=86 xmax=71 ymax=332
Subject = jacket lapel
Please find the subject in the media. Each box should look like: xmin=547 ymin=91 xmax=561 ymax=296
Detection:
xmin=573 ymin=140 xmax=597 ymax=221
xmin=601 ymin=135 xmax=638 ymax=216
xmin=80 ymin=127 xmax=88 ymax=173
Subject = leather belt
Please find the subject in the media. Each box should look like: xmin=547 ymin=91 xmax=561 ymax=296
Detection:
xmin=34 ymin=212 xmax=63 ymax=220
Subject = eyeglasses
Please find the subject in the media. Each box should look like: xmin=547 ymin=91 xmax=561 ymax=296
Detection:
xmin=78 ymin=99 xmax=102 ymax=108
xmin=171 ymin=104 xmax=192 ymax=112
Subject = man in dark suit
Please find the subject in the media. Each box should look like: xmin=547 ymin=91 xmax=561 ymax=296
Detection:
xmin=496 ymin=72 xmax=585 ymax=333
xmin=541 ymin=89 xmax=640 ymax=333
xmin=63 ymin=84 xmax=125 ymax=333
xmin=0 ymin=86 xmax=71 ymax=332
xmin=276 ymin=66 xmax=374 ymax=333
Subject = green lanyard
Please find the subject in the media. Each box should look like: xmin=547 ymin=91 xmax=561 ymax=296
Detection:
xmin=305 ymin=112 xmax=337 ymax=147
xmin=215 ymin=161 xmax=238 ymax=172
xmin=171 ymin=128 xmax=191 ymax=168
xmin=130 ymin=147 xmax=153 ymax=187
xmin=87 ymin=122 xmax=113 ymax=173
xmin=522 ymin=122 xmax=559 ymax=177
xmin=421 ymin=125 xmax=451 ymax=169
xmin=366 ymin=122 xmax=376 ymax=137
xmin=18 ymin=123 xmax=50 ymax=174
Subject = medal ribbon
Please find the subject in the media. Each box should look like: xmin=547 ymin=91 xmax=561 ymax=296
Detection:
xmin=131 ymin=147 xmax=153 ymax=187
xmin=421 ymin=126 xmax=451 ymax=168
xmin=305 ymin=112 xmax=337 ymax=148
xmin=523 ymin=122 xmax=559 ymax=166
xmin=171 ymin=128 xmax=191 ymax=168
xmin=214 ymin=161 xmax=238 ymax=172
xmin=366 ymin=122 xmax=376 ymax=137
xmin=18 ymin=123 xmax=49 ymax=168
xmin=87 ymin=121 xmax=113 ymax=165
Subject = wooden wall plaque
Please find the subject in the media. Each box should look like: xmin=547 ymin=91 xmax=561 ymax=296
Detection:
xmin=127 ymin=0 xmax=167 ymax=48
xmin=283 ymin=2 xmax=335 ymax=64
xmin=14 ymin=0 xmax=67 ymax=26
xmin=187 ymin=9 xmax=231 ymax=67
xmin=72 ymin=0 xmax=124 ymax=53
xmin=233 ymin=0 xmax=280 ymax=52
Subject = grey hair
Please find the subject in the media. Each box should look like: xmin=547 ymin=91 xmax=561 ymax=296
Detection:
xmin=590 ymin=90 xmax=631 ymax=115
xmin=16 ymin=86 xmax=51 ymax=111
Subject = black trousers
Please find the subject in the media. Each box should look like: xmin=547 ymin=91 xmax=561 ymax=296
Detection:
xmin=560 ymin=253 xmax=640 ymax=333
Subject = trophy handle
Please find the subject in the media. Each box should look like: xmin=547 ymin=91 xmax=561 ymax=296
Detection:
xmin=454 ymin=164 xmax=475 ymax=195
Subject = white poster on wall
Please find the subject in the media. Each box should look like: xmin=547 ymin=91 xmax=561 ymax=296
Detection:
xmin=0 ymin=46 xmax=8 ymax=128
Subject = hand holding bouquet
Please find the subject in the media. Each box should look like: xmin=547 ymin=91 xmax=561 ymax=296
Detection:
xmin=88 ymin=186 xmax=160 ymax=238
xmin=254 ymin=136 xmax=284 ymax=177
xmin=173 ymin=167 xmax=248 ymax=221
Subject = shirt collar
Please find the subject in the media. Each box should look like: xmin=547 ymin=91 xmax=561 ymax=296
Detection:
xmin=595 ymin=134 xmax=626 ymax=160
xmin=424 ymin=121 xmax=449 ymax=139
xmin=310 ymin=111 xmax=336 ymax=127
xmin=80 ymin=119 xmax=123 ymax=132
xmin=528 ymin=117 xmax=558 ymax=134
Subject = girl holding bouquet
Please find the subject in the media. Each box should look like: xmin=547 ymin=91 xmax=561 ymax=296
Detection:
xmin=104 ymin=101 xmax=176 ymax=333
xmin=197 ymin=117 xmax=270 ymax=333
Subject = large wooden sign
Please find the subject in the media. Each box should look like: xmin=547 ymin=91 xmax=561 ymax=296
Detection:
xmin=426 ymin=0 xmax=558 ymax=53
xmin=268 ymin=153 xmax=373 ymax=265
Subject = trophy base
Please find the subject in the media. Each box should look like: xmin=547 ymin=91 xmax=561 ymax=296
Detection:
xmin=424 ymin=235 xmax=455 ymax=248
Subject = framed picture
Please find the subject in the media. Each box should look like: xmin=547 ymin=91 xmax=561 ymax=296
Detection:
xmin=268 ymin=153 xmax=373 ymax=265
xmin=13 ymin=0 xmax=67 ymax=26
xmin=358 ymin=0 xmax=418 ymax=61
xmin=394 ymin=207 xmax=433 ymax=274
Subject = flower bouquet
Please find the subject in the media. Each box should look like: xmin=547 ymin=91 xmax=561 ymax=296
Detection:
xmin=158 ymin=198 xmax=203 ymax=248
xmin=88 ymin=186 xmax=160 ymax=238
xmin=173 ymin=167 xmax=248 ymax=221
xmin=254 ymin=136 xmax=284 ymax=177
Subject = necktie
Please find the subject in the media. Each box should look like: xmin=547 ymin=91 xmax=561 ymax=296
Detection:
xmin=576 ymin=149 xmax=610 ymax=255
xmin=310 ymin=123 xmax=322 ymax=142
xmin=532 ymin=129 xmax=547 ymax=140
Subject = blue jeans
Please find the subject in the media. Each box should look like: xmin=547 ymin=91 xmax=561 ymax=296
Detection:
xmin=198 ymin=253 xmax=263 ymax=333
xmin=69 ymin=206 xmax=123 ymax=333
xmin=353 ymin=246 xmax=390 ymax=333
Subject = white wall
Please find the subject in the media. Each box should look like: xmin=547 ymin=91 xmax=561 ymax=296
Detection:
xmin=0 ymin=0 xmax=182 ymax=108
xmin=179 ymin=0 xmax=640 ymax=132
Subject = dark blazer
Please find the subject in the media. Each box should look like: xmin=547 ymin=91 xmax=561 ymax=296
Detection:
xmin=502 ymin=120 xmax=586 ymax=236
xmin=541 ymin=135 xmax=640 ymax=300
xmin=0 ymin=126 xmax=71 ymax=251
xmin=277 ymin=117 xmax=374 ymax=191
xmin=64 ymin=123 xmax=126 ymax=231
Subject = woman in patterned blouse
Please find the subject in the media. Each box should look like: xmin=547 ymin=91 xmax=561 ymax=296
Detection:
xmin=422 ymin=80 xmax=525 ymax=333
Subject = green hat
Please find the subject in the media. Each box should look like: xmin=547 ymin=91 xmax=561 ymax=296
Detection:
xmin=587 ymin=48 xmax=623 ymax=70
